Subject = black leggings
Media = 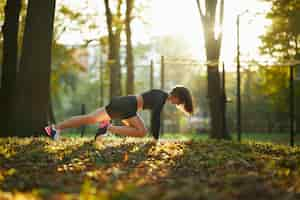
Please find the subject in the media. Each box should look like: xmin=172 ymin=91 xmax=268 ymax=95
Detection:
xmin=105 ymin=95 xmax=138 ymax=120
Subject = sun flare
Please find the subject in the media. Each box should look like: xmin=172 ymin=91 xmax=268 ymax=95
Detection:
xmin=58 ymin=0 xmax=271 ymax=71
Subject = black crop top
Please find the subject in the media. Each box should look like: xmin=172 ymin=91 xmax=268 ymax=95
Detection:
xmin=141 ymin=89 xmax=169 ymax=139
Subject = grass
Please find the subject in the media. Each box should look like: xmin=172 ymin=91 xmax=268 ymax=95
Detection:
xmin=232 ymin=132 xmax=300 ymax=146
xmin=1 ymin=135 xmax=300 ymax=199
xmin=64 ymin=131 xmax=299 ymax=145
xmin=1 ymin=136 xmax=300 ymax=199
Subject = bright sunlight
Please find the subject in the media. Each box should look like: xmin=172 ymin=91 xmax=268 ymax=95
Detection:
xmin=1 ymin=0 xmax=300 ymax=199
xmin=58 ymin=0 xmax=271 ymax=70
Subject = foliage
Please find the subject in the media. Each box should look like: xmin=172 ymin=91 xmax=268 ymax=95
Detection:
xmin=52 ymin=0 xmax=101 ymax=97
xmin=1 ymin=137 xmax=300 ymax=199
xmin=51 ymin=44 xmax=85 ymax=97
xmin=260 ymin=0 xmax=300 ymax=60
xmin=51 ymin=1 xmax=103 ymax=121
xmin=247 ymin=0 xmax=300 ymax=133
xmin=257 ymin=0 xmax=300 ymax=132
xmin=255 ymin=66 xmax=290 ymax=113
xmin=225 ymin=67 xmax=299 ymax=133
xmin=0 ymin=0 xmax=5 ymax=22
xmin=54 ymin=0 xmax=102 ymax=44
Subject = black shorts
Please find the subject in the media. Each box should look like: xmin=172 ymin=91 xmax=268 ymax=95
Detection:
xmin=105 ymin=95 xmax=137 ymax=120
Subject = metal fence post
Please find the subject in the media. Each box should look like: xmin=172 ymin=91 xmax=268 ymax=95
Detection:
xmin=237 ymin=15 xmax=242 ymax=142
xmin=161 ymin=56 xmax=165 ymax=135
xmin=150 ymin=60 xmax=154 ymax=89
xmin=290 ymin=65 xmax=295 ymax=147
xmin=222 ymin=62 xmax=227 ymax=138
xmin=80 ymin=104 xmax=86 ymax=137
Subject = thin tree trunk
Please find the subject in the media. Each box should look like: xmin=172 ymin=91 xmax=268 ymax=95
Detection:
xmin=125 ymin=0 xmax=134 ymax=95
xmin=104 ymin=0 xmax=122 ymax=99
xmin=0 ymin=0 xmax=22 ymax=137
xmin=295 ymin=40 xmax=300 ymax=132
xmin=48 ymin=94 xmax=56 ymax=124
xmin=99 ymin=53 xmax=105 ymax=106
xmin=104 ymin=0 xmax=114 ymax=99
xmin=12 ymin=0 xmax=56 ymax=136
xmin=114 ymin=0 xmax=123 ymax=96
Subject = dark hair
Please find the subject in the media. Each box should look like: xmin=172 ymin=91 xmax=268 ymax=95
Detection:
xmin=170 ymin=85 xmax=194 ymax=115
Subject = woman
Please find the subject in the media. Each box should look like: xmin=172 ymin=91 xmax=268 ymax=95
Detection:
xmin=44 ymin=86 xmax=194 ymax=140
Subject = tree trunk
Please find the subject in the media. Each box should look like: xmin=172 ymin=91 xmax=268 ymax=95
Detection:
xmin=114 ymin=0 xmax=122 ymax=96
xmin=12 ymin=0 xmax=56 ymax=136
xmin=48 ymin=94 xmax=56 ymax=124
xmin=125 ymin=0 xmax=134 ymax=95
xmin=197 ymin=0 xmax=230 ymax=139
xmin=207 ymin=64 xmax=223 ymax=138
xmin=99 ymin=53 xmax=104 ymax=106
xmin=104 ymin=0 xmax=122 ymax=99
xmin=0 ymin=0 xmax=22 ymax=137
xmin=295 ymin=45 xmax=300 ymax=133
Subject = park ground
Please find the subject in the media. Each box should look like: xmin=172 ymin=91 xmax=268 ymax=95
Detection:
xmin=0 ymin=133 xmax=300 ymax=200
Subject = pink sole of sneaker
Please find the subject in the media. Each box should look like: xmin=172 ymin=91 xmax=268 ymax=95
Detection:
xmin=99 ymin=121 xmax=110 ymax=128
xmin=44 ymin=126 xmax=51 ymax=136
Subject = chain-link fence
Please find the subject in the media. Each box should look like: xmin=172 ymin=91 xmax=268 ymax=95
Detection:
xmin=145 ymin=56 xmax=300 ymax=146
xmin=56 ymin=45 xmax=300 ymax=146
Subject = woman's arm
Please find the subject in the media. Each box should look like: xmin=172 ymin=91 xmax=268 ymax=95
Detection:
xmin=151 ymin=98 xmax=166 ymax=140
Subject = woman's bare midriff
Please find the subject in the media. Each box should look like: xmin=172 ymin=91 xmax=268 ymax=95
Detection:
xmin=136 ymin=95 xmax=144 ymax=111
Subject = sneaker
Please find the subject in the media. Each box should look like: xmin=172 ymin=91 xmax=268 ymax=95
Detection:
xmin=44 ymin=125 xmax=59 ymax=140
xmin=94 ymin=120 xmax=110 ymax=140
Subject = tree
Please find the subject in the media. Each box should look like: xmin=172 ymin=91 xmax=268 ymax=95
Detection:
xmin=260 ymin=0 xmax=299 ymax=61
xmin=260 ymin=0 xmax=300 ymax=132
xmin=257 ymin=67 xmax=290 ymax=131
xmin=125 ymin=0 xmax=134 ymax=95
xmin=104 ymin=0 xmax=123 ymax=99
xmin=50 ymin=1 xmax=101 ymax=122
xmin=0 ymin=0 xmax=22 ymax=136
xmin=196 ymin=0 xmax=230 ymax=139
xmin=12 ymin=0 xmax=56 ymax=136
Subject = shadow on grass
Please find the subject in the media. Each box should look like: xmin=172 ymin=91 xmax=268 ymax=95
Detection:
xmin=0 ymin=137 xmax=156 ymax=197
xmin=157 ymin=139 xmax=300 ymax=200
xmin=1 ymin=137 xmax=300 ymax=200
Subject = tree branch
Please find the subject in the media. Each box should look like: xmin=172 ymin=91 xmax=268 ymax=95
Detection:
xmin=196 ymin=0 xmax=205 ymax=23
xmin=217 ymin=0 xmax=224 ymax=47
xmin=219 ymin=0 xmax=224 ymax=28
xmin=104 ymin=0 xmax=113 ymax=39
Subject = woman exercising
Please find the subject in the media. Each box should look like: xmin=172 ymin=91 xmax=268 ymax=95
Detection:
xmin=44 ymin=86 xmax=194 ymax=140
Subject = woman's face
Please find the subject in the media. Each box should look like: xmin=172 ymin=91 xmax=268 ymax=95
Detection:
xmin=169 ymin=95 xmax=182 ymax=105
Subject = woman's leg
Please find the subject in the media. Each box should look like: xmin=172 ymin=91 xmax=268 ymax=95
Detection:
xmin=107 ymin=115 xmax=148 ymax=137
xmin=55 ymin=107 xmax=111 ymax=131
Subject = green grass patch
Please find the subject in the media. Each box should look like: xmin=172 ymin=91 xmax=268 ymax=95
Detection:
xmin=63 ymin=131 xmax=299 ymax=145
xmin=232 ymin=132 xmax=300 ymax=145
xmin=1 ymin=136 xmax=300 ymax=199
